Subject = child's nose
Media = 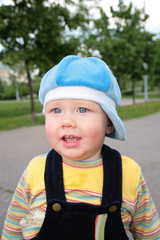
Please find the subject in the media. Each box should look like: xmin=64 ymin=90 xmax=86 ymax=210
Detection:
xmin=61 ymin=113 xmax=77 ymax=128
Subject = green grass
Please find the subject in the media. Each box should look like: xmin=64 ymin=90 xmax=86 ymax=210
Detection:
xmin=0 ymin=100 xmax=45 ymax=130
xmin=117 ymin=101 xmax=160 ymax=120
xmin=0 ymin=100 xmax=42 ymax=118
xmin=0 ymin=100 xmax=160 ymax=130
xmin=0 ymin=186 xmax=14 ymax=194
xmin=5 ymin=189 xmax=14 ymax=194
xmin=0 ymin=115 xmax=45 ymax=130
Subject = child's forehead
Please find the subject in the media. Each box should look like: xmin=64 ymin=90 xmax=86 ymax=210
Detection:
xmin=46 ymin=99 xmax=100 ymax=107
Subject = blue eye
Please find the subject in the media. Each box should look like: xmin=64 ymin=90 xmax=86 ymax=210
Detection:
xmin=78 ymin=107 xmax=88 ymax=113
xmin=53 ymin=108 xmax=61 ymax=114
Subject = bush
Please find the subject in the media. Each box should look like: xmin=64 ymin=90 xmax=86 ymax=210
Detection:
xmin=121 ymin=89 xmax=133 ymax=96
xmin=32 ymin=80 xmax=40 ymax=95
xmin=19 ymin=83 xmax=29 ymax=97
xmin=0 ymin=85 xmax=16 ymax=100
xmin=0 ymin=80 xmax=40 ymax=100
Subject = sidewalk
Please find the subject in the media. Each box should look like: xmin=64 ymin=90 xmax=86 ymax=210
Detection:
xmin=120 ymin=98 xmax=160 ymax=106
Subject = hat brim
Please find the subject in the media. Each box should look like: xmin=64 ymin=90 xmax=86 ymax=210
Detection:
xmin=101 ymin=104 xmax=126 ymax=141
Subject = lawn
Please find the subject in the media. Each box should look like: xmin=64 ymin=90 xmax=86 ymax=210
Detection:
xmin=117 ymin=100 xmax=160 ymax=120
xmin=0 ymin=100 xmax=45 ymax=130
xmin=0 ymin=99 xmax=160 ymax=130
xmin=0 ymin=100 xmax=42 ymax=118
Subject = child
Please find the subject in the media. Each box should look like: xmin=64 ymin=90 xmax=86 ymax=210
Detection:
xmin=2 ymin=55 xmax=160 ymax=240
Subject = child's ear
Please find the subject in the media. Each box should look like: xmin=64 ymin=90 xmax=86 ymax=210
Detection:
xmin=106 ymin=118 xmax=114 ymax=135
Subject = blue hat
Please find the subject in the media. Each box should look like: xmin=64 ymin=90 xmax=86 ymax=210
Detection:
xmin=39 ymin=55 xmax=126 ymax=140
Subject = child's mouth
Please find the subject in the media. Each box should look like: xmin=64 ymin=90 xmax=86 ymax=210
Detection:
xmin=63 ymin=135 xmax=80 ymax=143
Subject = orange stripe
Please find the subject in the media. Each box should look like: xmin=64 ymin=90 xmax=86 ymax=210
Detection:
xmin=63 ymin=162 xmax=102 ymax=169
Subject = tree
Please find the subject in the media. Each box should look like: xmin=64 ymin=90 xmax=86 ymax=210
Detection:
xmin=110 ymin=1 xmax=150 ymax=102
xmin=83 ymin=1 xmax=153 ymax=103
xmin=152 ymin=38 xmax=160 ymax=96
xmin=0 ymin=0 xmax=93 ymax=121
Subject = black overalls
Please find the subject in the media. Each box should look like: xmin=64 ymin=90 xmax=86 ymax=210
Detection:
xmin=32 ymin=145 xmax=129 ymax=240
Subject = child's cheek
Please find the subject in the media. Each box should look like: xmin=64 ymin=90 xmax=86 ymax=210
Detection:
xmin=86 ymin=125 xmax=105 ymax=143
xmin=45 ymin=120 xmax=54 ymax=143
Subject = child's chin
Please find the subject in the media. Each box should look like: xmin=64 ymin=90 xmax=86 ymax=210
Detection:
xmin=62 ymin=151 xmax=85 ymax=161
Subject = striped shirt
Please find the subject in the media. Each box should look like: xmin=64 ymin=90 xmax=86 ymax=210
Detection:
xmin=2 ymin=154 xmax=160 ymax=239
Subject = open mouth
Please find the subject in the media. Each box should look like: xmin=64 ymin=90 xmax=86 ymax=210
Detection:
xmin=62 ymin=135 xmax=81 ymax=143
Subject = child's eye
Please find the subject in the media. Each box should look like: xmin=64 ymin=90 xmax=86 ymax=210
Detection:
xmin=78 ymin=107 xmax=88 ymax=113
xmin=52 ymin=108 xmax=61 ymax=114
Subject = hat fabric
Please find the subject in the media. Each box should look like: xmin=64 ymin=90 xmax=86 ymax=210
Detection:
xmin=39 ymin=55 xmax=126 ymax=140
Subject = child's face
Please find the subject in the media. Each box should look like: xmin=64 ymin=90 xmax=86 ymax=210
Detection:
xmin=45 ymin=99 xmax=113 ymax=161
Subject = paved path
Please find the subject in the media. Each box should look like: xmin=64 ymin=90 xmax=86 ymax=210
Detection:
xmin=120 ymin=98 xmax=160 ymax=106
xmin=0 ymin=112 xmax=160 ymax=237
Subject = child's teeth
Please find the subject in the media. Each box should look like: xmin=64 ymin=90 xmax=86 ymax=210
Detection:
xmin=64 ymin=136 xmax=78 ymax=142
xmin=66 ymin=139 xmax=77 ymax=142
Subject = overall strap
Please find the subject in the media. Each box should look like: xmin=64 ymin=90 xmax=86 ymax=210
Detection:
xmin=101 ymin=144 xmax=122 ymax=207
xmin=45 ymin=149 xmax=66 ymax=202
xmin=45 ymin=144 xmax=122 ymax=208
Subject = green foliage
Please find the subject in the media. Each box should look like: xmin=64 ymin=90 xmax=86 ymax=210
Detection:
xmin=19 ymin=83 xmax=29 ymax=97
xmin=0 ymin=85 xmax=16 ymax=100
xmin=0 ymin=80 xmax=40 ymax=100
xmin=109 ymin=2 xmax=150 ymax=82
xmin=83 ymin=1 xmax=159 ymax=100
xmin=0 ymin=80 xmax=17 ymax=100
xmin=0 ymin=80 xmax=4 ymax=93
xmin=32 ymin=79 xmax=40 ymax=95
xmin=152 ymin=39 xmax=160 ymax=92
xmin=0 ymin=0 xmax=93 ymax=72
